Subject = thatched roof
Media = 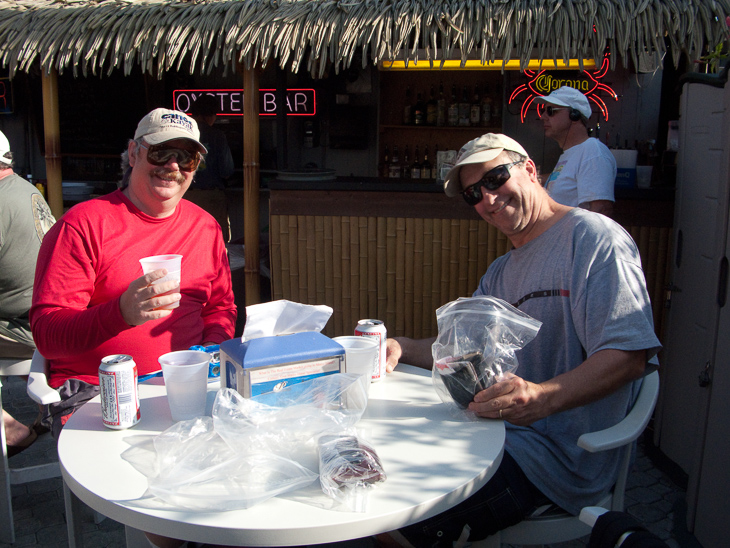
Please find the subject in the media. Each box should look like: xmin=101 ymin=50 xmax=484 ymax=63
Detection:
xmin=0 ymin=0 xmax=728 ymax=79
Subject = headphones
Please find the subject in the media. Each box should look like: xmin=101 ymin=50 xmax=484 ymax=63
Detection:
xmin=569 ymin=108 xmax=582 ymax=122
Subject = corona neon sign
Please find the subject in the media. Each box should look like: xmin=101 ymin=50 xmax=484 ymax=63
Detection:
xmin=509 ymin=52 xmax=617 ymax=122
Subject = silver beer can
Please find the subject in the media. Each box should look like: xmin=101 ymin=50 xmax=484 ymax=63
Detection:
xmin=354 ymin=319 xmax=387 ymax=381
xmin=99 ymin=354 xmax=140 ymax=429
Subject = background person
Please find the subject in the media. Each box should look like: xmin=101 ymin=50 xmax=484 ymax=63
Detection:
xmin=186 ymin=94 xmax=235 ymax=241
xmin=30 ymin=108 xmax=237 ymax=440
xmin=382 ymin=133 xmax=660 ymax=547
xmin=0 ymin=129 xmax=55 ymax=456
xmin=537 ymin=86 xmax=616 ymax=216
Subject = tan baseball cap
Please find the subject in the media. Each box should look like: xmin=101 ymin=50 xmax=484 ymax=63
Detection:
xmin=443 ymin=134 xmax=528 ymax=197
xmin=134 ymin=108 xmax=207 ymax=153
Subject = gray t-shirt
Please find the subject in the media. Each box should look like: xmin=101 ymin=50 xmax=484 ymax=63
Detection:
xmin=474 ymin=208 xmax=660 ymax=514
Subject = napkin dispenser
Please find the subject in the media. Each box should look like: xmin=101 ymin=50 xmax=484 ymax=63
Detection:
xmin=220 ymin=332 xmax=345 ymax=398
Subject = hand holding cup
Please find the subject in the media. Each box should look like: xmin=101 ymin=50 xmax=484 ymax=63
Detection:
xmin=119 ymin=269 xmax=181 ymax=326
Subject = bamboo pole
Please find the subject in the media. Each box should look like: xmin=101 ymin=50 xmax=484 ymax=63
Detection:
xmin=41 ymin=69 xmax=63 ymax=220
xmin=376 ymin=217 xmax=387 ymax=321
xmin=270 ymin=215 xmax=282 ymax=299
xmin=242 ymin=66 xmax=261 ymax=305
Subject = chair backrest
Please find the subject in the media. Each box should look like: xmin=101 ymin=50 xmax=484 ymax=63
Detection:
xmin=0 ymin=357 xmax=33 ymax=378
xmin=26 ymin=350 xmax=61 ymax=405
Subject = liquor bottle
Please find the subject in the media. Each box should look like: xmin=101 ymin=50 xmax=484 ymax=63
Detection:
xmin=426 ymin=86 xmax=438 ymax=126
xmin=447 ymin=85 xmax=459 ymax=126
xmin=431 ymin=144 xmax=439 ymax=180
xmin=411 ymin=146 xmax=422 ymax=179
xmin=403 ymin=87 xmax=413 ymax=125
xmin=421 ymin=146 xmax=432 ymax=180
xmin=458 ymin=86 xmax=471 ymax=126
xmin=381 ymin=145 xmax=390 ymax=178
xmin=470 ymin=85 xmax=481 ymax=126
xmin=481 ymin=84 xmax=492 ymax=126
xmin=413 ymin=93 xmax=426 ymax=126
xmin=403 ymin=145 xmax=412 ymax=178
xmin=389 ymin=146 xmax=401 ymax=178
xmin=436 ymin=82 xmax=446 ymax=127
xmin=491 ymin=83 xmax=501 ymax=123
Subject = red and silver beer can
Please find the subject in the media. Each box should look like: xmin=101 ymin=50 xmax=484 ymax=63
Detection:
xmin=99 ymin=354 xmax=140 ymax=429
xmin=354 ymin=319 xmax=387 ymax=382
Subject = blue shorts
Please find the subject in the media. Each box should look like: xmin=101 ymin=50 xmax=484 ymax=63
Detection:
xmin=400 ymin=451 xmax=553 ymax=547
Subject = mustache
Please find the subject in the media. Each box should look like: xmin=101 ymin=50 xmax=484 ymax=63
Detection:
xmin=152 ymin=168 xmax=186 ymax=184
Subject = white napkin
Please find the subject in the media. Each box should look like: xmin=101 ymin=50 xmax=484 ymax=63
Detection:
xmin=241 ymin=299 xmax=333 ymax=342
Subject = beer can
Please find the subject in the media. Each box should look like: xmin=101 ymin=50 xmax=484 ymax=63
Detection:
xmin=354 ymin=319 xmax=387 ymax=381
xmin=99 ymin=354 xmax=140 ymax=429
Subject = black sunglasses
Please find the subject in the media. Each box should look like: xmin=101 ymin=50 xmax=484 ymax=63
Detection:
xmin=461 ymin=161 xmax=523 ymax=206
xmin=140 ymin=143 xmax=202 ymax=172
xmin=545 ymin=106 xmax=566 ymax=117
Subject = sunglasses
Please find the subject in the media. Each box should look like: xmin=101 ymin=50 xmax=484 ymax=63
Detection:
xmin=140 ymin=143 xmax=202 ymax=172
xmin=461 ymin=161 xmax=523 ymax=206
xmin=544 ymin=106 xmax=566 ymax=117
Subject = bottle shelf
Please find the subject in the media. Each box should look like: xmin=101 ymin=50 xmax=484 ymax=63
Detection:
xmin=380 ymin=125 xmax=502 ymax=132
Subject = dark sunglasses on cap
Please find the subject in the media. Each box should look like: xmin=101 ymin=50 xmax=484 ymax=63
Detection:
xmin=461 ymin=161 xmax=523 ymax=206
xmin=140 ymin=142 xmax=202 ymax=172
xmin=545 ymin=106 xmax=566 ymax=117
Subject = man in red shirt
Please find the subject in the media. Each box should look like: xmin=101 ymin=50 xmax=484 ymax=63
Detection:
xmin=30 ymin=108 xmax=237 ymax=439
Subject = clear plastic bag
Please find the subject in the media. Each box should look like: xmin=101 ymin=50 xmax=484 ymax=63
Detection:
xmin=121 ymin=373 xmax=368 ymax=511
xmin=431 ymin=296 xmax=542 ymax=411
xmin=318 ymin=431 xmax=386 ymax=512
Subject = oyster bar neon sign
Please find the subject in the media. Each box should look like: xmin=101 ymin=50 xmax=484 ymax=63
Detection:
xmin=173 ymin=89 xmax=316 ymax=116
xmin=509 ymin=53 xmax=617 ymax=122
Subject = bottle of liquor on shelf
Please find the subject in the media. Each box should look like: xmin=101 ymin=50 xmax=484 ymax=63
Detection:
xmin=413 ymin=93 xmax=426 ymax=126
xmin=470 ymin=85 xmax=481 ymax=126
xmin=403 ymin=86 xmax=413 ymax=125
xmin=381 ymin=145 xmax=390 ymax=178
xmin=448 ymin=84 xmax=459 ymax=126
xmin=491 ymin=82 xmax=501 ymax=123
xmin=431 ymin=144 xmax=439 ymax=180
xmin=410 ymin=146 xmax=422 ymax=179
xmin=389 ymin=146 xmax=401 ymax=178
xmin=421 ymin=146 xmax=432 ymax=180
xmin=436 ymin=82 xmax=446 ymax=127
xmin=403 ymin=145 xmax=412 ymax=178
xmin=481 ymin=84 xmax=492 ymax=126
xmin=426 ymin=86 xmax=438 ymax=126
xmin=458 ymin=86 xmax=471 ymax=126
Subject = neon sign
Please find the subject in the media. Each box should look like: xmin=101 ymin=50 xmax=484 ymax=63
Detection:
xmin=509 ymin=53 xmax=617 ymax=122
xmin=173 ymin=89 xmax=317 ymax=116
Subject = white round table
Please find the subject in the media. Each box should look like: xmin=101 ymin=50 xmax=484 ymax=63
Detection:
xmin=58 ymin=364 xmax=505 ymax=546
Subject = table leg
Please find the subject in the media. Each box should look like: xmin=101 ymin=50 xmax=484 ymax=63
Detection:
xmin=63 ymin=480 xmax=85 ymax=548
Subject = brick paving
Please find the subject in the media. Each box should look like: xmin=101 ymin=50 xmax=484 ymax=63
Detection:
xmin=2 ymin=374 xmax=702 ymax=548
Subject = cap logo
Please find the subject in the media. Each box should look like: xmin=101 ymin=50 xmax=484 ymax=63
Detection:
xmin=160 ymin=113 xmax=193 ymax=134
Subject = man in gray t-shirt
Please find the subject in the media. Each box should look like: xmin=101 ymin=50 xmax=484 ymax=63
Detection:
xmin=381 ymin=133 xmax=660 ymax=547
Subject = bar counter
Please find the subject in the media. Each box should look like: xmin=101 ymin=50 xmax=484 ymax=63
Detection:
xmin=268 ymin=177 xmax=673 ymax=340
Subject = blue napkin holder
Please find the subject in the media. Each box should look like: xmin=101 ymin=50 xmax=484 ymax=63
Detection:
xmin=220 ymin=332 xmax=345 ymax=397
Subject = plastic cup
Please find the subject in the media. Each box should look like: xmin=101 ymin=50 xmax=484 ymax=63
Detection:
xmin=139 ymin=254 xmax=182 ymax=310
xmin=636 ymin=166 xmax=653 ymax=189
xmin=158 ymin=350 xmax=211 ymax=421
xmin=333 ymin=336 xmax=379 ymax=397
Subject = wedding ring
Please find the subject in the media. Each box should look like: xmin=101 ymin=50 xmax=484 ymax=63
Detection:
xmin=499 ymin=409 xmax=503 ymax=419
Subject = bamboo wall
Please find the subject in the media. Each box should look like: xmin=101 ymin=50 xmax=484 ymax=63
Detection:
xmin=269 ymin=212 xmax=672 ymax=341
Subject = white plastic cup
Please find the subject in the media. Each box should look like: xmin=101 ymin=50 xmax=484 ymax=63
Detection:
xmin=636 ymin=166 xmax=653 ymax=188
xmin=334 ymin=336 xmax=379 ymax=397
xmin=158 ymin=350 xmax=210 ymax=421
xmin=139 ymin=254 xmax=182 ymax=310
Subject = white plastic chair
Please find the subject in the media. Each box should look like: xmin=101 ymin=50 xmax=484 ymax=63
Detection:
xmin=0 ymin=354 xmax=62 ymax=544
xmin=472 ymin=370 xmax=660 ymax=548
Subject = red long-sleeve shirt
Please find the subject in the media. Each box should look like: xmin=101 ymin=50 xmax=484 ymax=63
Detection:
xmin=30 ymin=190 xmax=236 ymax=387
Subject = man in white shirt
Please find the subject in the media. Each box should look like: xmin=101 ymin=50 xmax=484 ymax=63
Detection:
xmin=538 ymin=86 xmax=616 ymax=217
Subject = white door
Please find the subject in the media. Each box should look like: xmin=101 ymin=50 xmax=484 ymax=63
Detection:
xmin=655 ymin=81 xmax=728 ymax=531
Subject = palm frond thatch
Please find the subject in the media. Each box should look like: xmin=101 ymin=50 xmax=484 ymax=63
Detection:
xmin=0 ymin=0 xmax=727 ymax=78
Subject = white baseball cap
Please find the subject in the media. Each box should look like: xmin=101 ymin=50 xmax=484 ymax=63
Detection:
xmin=443 ymin=133 xmax=528 ymax=197
xmin=0 ymin=129 xmax=11 ymax=160
xmin=134 ymin=108 xmax=207 ymax=153
xmin=535 ymin=86 xmax=592 ymax=119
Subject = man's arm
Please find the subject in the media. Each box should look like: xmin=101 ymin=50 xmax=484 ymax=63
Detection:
xmin=469 ymin=348 xmax=646 ymax=425
xmin=584 ymin=199 xmax=614 ymax=217
xmin=386 ymin=337 xmax=436 ymax=372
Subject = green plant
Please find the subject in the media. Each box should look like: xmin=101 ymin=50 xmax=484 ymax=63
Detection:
xmin=698 ymin=15 xmax=730 ymax=73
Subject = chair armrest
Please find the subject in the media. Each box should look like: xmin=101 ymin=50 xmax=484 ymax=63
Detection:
xmin=577 ymin=371 xmax=659 ymax=453
xmin=26 ymin=350 xmax=61 ymax=405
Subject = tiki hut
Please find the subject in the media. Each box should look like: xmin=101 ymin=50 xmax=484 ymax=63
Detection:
xmin=0 ymin=0 xmax=728 ymax=304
